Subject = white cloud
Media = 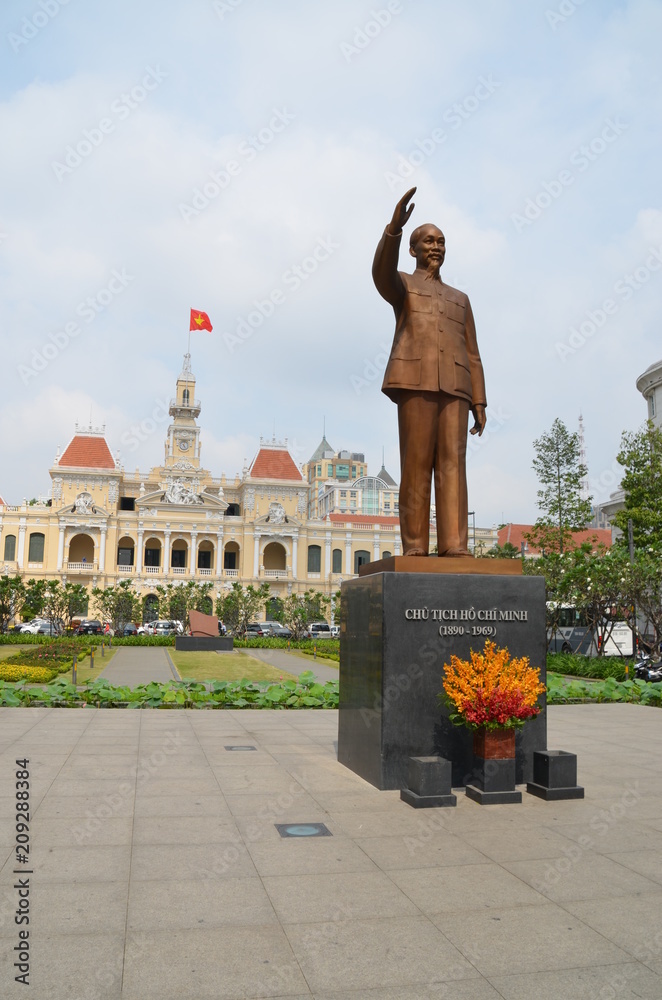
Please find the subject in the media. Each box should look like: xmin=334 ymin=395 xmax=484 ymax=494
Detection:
xmin=0 ymin=0 xmax=659 ymax=527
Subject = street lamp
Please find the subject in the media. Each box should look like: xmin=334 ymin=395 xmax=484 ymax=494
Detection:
xmin=468 ymin=511 xmax=476 ymax=554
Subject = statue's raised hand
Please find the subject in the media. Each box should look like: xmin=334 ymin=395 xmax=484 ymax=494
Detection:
xmin=388 ymin=187 xmax=416 ymax=236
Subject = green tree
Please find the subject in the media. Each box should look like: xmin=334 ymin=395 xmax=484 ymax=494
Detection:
xmin=485 ymin=542 xmax=521 ymax=559
xmin=332 ymin=588 xmax=345 ymax=628
xmin=21 ymin=579 xmax=47 ymax=620
xmin=527 ymin=418 xmax=593 ymax=554
xmin=612 ymin=421 xmax=662 ymax=552
xmin=624 ymin=551 xmax=662 ymax=653
xmin=215 ymin=583 xmax=270 ymax=636
xmin=561 ymin=546 xmax=630 ymax=656
xmin=280 ymin=589 xmax=331 ymax=639
xmin=0 ymin=576 xmax=25 ymax=632
xmin=43 ymin=581 xmax=88 ymax=632
xmin=92 ymin=581 xmax=141 ymax=632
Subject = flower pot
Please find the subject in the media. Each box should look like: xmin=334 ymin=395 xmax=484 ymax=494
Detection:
xmin=473 ymin=727 xmax=516 ymax=760
xmin=467 ymin=726 xmax=521 ymax=805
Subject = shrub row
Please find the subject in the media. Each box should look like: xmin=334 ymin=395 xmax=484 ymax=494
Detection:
xmin=546 ymin=652 xmax=634 ymax=682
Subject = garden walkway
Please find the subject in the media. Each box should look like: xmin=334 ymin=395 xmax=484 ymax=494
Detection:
xmin=245 ymin=647 xmax=339 ymax=683
xmin=98 ymin=647 xmax=177 ymax=686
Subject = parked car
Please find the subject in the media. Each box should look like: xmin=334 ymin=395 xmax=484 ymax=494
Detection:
xmin=20 ymin=618 xmax=61 ymax=635
xmin=269 ymin=625 xmax=292 ymax=639
xmin=153 ymin=620 xmax=178 ymax=636
xmin=77 ymin=620 xmax=103 ymax=635
xmin=246 ymin=622 xmax=271 ymax=637
xmin=304 ymin=622 xmax=333 ymax=639
xmin=121 ymin=623 xmax=138 ymax=636
xmin=137 ymin=623 xmax=155 ymax=635
xmin=19 ymin=619 xmax=43 ymax=634
xmin=330 ymin=625 xmax=340 ymax=637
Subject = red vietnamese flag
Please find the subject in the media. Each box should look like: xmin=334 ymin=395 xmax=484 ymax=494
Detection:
xmin=190 ymin=309 xmax=213 ymax=332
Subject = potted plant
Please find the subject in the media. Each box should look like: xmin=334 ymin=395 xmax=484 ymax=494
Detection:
xmin=440 ymin=639 xmax=545 ymax=803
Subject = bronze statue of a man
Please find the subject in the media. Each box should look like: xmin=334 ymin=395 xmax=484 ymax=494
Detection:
xmin=373 ymin=187 xmax=487 ymax=557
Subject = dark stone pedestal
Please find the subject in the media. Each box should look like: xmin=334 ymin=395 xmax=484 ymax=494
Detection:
xmin=338 ymin=564 xmax=546 ymax=790
xmin=527 ymin=750 xmax=584 ymax=800
xmin=175 ymin=636 xmax=233 ymax=651
xmin=465 ymin=755 xmax=522 ymax=805
xmin=400 ymin=755 xmax=457 ymax=808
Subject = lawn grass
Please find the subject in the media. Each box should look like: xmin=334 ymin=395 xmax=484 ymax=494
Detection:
xmin=170 ymin=649 xmax=298 ymax=683
xmin=0 ymin=645 xmax=32 ymax=661
xmin=285 ymin=647 xmax=339 ymax=667
xmin=75 ymin=646 xmax=117 ymax=683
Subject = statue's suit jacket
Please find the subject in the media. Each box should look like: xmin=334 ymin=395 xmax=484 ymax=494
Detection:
xmin=373 ymin=228 xmax=487 ymax=407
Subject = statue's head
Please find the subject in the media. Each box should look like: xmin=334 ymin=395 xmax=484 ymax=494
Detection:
xmin=409 ymin=224 xmax=445 ymax=276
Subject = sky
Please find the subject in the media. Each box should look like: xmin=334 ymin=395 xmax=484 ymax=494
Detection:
xmin=0 ymin=0 xmax=660 ymax=527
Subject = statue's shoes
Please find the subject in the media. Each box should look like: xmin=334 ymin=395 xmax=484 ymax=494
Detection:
xmin=404 ymin=549 xmax=428 ymax=557
xmin=439 ymin=548 xmax=473 ymax=557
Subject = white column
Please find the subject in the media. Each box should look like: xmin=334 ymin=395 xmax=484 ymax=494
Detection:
xmin=17 ymin=519 xmax=26 ymax=567
xmin=216 ymin=532 xmax=223 ymax=575
xmin=345 ymin=532 xmax=352 ymax=574
xmin=292 ymin=535 xmax=298 ymax=578
xmin=136 ymin=530 xmax=143 ymax=573
xmin=373 ymin=531 xmax=380 ymax=562
xmin=57 ymin=525 xmax=65 ymax=571
xmin=164 ymin=532 xmax=171 ymax=574
xmin=190 ymin=533 xmax=198 ymax=575
xmin=99 ymin=527 xmax=107 ymax=572
xmin=325 ymin=531 xmax=332 ymax=576
xmin=253 ymin=534 xmax=260 ymax=578
xmin=394 ymin=533 xmax=401 ymax=556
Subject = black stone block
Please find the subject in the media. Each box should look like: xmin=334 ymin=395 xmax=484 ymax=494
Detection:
xmin=400 ymin=789 xmax=457 ymax=808
xmin=466 ymin=785 xmax=523 ymax=805
xmin=407 ymin=756 xmax=453 ymax=796
xmin=338 ymin=571 xmax=547 ymax=789
xmin=175 ymin=636 xmax=233 ymax=651
xmin=471 ymin=757 xmax=516 ymax=793
xmin=533 ymin=750 xmax=578 ymax=788
xmin=526 ymin=782 xmax=584 ymax=801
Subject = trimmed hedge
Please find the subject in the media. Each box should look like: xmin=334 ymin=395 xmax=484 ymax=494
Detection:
xmin=546 ymin=652 xmax=633 ymax=682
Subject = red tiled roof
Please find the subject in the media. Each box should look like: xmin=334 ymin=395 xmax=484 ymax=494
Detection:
xmin=0 ymin=495 xmax=5 ymax=506
xmin=249 ymin=448 xmax=302 ymax=481
xmin=59 ymin=435 xmax=115 ymax=470
xmin=498 ymin=523 xmax=612 ymax=554
xmin=329 ymin=514 xmax=401 ymax=527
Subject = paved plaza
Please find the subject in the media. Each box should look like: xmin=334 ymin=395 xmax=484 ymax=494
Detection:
xmin=0 ymin=703 xmax=661 ymax=999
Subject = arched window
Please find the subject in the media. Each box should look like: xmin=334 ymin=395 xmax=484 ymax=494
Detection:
xmin=332 ymin=548 xmax=342 ymax=573
xmin=28 ymin=533 xmax=45 ymax=563
xmin=354 ymin=549 xmax=370 ymax=574
xmin=226 ymin=503 xmax=240 ymax=517
xmin=382 ymin=550 xmax=392 ymax=560
xmin=143 ymin=594 xmax=159 ymax=623
xmin=3 ymin=534 xmax=16 ymax=561
xmin=182 ymin=388 xmax=190 ymax=405
xmin=307 ymin=545 xmax=321 ymax=573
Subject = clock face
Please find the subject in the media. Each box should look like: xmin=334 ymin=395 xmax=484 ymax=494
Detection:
xmin=178 ymin=439 xmax=189 ymax=451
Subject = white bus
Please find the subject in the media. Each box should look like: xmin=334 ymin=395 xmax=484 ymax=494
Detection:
xmin=547 ymin=604 xmax=633 ymax=657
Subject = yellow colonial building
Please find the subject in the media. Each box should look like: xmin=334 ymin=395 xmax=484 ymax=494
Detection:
xmin=0 ymin=355 xmax=412 ymax=613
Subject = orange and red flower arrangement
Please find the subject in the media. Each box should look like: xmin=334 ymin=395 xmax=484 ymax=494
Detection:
xmin=441 ymin=639 xmax=545 ymax=731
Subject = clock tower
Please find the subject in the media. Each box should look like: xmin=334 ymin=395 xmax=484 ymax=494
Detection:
xmin=165 ymin=353 xmax=202 ymax=470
